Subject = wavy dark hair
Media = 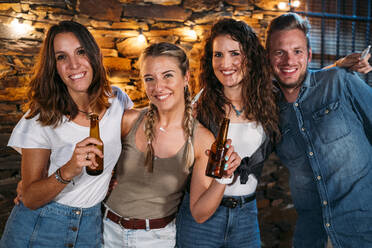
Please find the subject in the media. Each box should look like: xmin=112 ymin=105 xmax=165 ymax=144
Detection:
xmin=196 ymin=18 xmax=280 ymax=141
xmin=26 ymin=21 xmax=112 ymax=127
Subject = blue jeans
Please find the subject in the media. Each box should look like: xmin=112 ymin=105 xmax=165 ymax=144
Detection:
xmin=102 ymin=204 xmax=176 ymax=248
xmin=103 ymin=217 xmax=176 ymax=248
xmin=0 ymin=201 xmax=102 ymax=248
xmin=176 ymin=193 xmax=260 ymax=248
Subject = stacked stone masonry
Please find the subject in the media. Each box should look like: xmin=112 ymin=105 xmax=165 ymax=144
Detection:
xmin=0 ymin=0 xmax=296 ymax=247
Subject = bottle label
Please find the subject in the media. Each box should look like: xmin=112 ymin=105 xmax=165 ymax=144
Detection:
xmin=206 ymin=147 xmax=226 ymax=178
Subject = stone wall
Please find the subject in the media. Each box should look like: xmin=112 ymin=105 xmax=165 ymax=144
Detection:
xmin=0 ymin=0 xmax=296 ymax=246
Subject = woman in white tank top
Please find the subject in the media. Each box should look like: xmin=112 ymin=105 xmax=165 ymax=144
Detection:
xmin=176 ymin=18 xmax=280 ymax=248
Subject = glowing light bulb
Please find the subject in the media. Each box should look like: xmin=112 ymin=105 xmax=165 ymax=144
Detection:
xmin=11 ymin=18 xmax=19 ymax=26
xmin=138 ymin=33 xmax=146 ymax=43
xmin=185 ymin=28 xmax=197 ymax=41
xmin=9 ymin=18 xmax=32 ymax=36
xmin=278 ymin=2 xmax=288 ymax=10
xmin=292 ymin=0 xmax=301 ymax=8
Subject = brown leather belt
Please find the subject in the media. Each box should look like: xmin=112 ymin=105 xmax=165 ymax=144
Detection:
xmin=104 ymin=207 xmax=175 ymax=230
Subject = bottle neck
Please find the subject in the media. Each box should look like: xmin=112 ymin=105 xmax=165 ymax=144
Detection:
xmin=89 ymin=114 xmax=100 ymax=138
xmin=216 ymin=118 xmax=230 ymax=144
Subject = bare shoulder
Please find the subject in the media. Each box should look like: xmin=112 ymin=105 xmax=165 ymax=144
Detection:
xmin=193 ymin=122 xmax=214 ymax=156
xmin=195 ymin=122 xmax=214 ymax=140
xmin=121 ymin=108 xmax=142 ymax=138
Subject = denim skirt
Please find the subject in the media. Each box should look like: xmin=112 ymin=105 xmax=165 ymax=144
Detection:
xmin=176 ymin=192 xmax=260 ymax=248
xmin=0 ymin=201 xmax=102 ymax=248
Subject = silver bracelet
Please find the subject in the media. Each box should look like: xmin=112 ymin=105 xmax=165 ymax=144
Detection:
xmin=54 ymin=168 xmax=71 ymax=184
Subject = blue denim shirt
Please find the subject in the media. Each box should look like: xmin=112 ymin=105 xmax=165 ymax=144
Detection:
xmin=276 ymin=68 xmax=372 ymax=248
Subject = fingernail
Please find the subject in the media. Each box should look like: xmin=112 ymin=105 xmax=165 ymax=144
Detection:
xmin=226 ymin=144 xmax=230 ymax=148
xmin=225 ymin=156 xmax=229 ymax=161
xmin=224 ymin=163 xmax=228 ymax=170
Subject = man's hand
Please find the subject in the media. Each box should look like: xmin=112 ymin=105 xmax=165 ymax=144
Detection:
xmin=336 ymin=53 xmax=372 ymax=74
xmin=14 ymin=180 xmax=23 ymax=205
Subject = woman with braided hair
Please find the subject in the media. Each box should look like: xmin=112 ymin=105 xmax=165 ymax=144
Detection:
xmin=101 ymin=42 xmax=241 ymax=247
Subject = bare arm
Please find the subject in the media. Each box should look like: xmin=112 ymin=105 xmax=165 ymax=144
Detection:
xmin=325 ymin=53 xmax=372 ymax=74
xmin=99 ymin=108 xmax=141 ymax=199
xmin=21 ymin=148 xmax=62 ymax=209
xmin=21 ymin=137 xmax=103 ymax=210
xmin=189 ymin=125 xmax=241 ymax=223
xmin=121 ymin=108 xmax=141 ymax=139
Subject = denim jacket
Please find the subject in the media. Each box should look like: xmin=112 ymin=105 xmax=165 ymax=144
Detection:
xmin=276 ymin=68 xmax=372 ymax=247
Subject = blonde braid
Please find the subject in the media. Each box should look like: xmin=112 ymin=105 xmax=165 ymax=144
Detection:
xmin=144 ymin=104 xmax=157 ymax=172
xmin=183 ymin=86 xmax=195 ymax=172
xmin=139 ymin=42 xmax=193 ymax=172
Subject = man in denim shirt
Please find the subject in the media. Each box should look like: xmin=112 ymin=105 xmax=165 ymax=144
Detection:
xmin=266 ymin=13 xmax=372 ymax=247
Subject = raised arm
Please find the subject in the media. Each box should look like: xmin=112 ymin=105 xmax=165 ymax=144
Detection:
xmin=189 ymin=124 xmax=241 ymax=223
xmin=21 ymin=137 xmax=103 ymax=210
xmin=325 ymin=53 xmax=372 ymax=74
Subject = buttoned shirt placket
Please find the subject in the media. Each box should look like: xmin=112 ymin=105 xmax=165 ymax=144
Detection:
xmin=292 ymin=84 xmax=339 ymax=246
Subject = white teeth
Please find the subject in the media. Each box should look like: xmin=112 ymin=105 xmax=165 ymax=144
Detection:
xmin=70 ymin=72 xmax=84 ymax=79
xmin=222 ymin=70 xmax=234 ymax=75
xmin=282 ymin=68 xmax=296 ymax=73
xmin=157 ymin=94 xmax=169 ymax=100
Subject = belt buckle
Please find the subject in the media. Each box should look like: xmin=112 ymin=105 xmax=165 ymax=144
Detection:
xmin=145 ymin=219 xmax=150 ymax=231
xmin=225 ymin=197 xmax=238 ymax=208
xmin=118 ymin=216 xmax=125 ymax=229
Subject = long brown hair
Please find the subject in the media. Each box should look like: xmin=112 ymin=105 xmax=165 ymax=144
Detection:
xmin=139 ymin=42 xmax=194 ymax=173
xmin=196 ymin=18 xmax=280 ymax=141
xmin=26 ymin=21 xmax=111 ymax=127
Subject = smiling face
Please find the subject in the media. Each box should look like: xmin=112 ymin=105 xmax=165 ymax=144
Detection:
xmin=268 ymin=28 xmax=312 ymax=93
xmin=141 ymin=55 xmax=188 ymax=112
xmin=54 ymin=32 xmax=93 ymax=98
xmin=212 ymin=35 xmax=244 ymax=90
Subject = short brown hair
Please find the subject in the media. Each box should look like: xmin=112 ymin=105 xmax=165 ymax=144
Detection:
xmin=266 ymin=12 xmax=311 ymax=52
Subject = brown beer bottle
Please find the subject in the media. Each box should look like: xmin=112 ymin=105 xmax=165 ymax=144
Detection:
xmin=205 ymin=117 xmax=230 ymax=179
xmin=86 ymin=113 xmax=104 ymax=176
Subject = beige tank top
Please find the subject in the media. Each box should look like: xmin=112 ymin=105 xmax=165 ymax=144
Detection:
xmin=106 ymin=109 xmax=197 ymax=219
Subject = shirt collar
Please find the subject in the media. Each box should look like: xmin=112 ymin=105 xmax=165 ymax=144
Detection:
xmin=274 ymin=69 xmax=313 ymax=107
xmin=301 ymin=69 xmax=313 ymax=89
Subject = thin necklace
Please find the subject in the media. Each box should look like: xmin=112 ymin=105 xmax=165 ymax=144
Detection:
xmin=159 ymin=127 xmax=166 ymax=132
xmin=78 ymin=109 xmax=93 ymax=119
xmin=231 ymin=104 xmax=243 ymax=117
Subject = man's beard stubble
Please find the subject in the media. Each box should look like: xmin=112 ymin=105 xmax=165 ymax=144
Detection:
xmin=274 ymin=71 xmax=307 ymax=91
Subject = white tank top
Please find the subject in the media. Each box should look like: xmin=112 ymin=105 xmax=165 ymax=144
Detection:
xmin=224 ymin=122 xmax=266 ymax=196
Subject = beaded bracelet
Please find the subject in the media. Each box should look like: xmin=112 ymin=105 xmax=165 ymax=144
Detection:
xmin=55 ymin=168 xmax=71 ymax=184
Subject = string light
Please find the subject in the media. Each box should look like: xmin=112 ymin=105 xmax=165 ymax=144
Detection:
xmin=9 ymin=18 xmax=32 ymax=36
xmin=278 ymin=0 xmax=301 ymax=11
xmin=185 ymin=26 xmax=197 ymax=41
xmin=278 ymin=2 xmax=288 ymax=10
xmin=137 ymin=29 xmax=147 ymax=44
xmin=292 ymin=0 xmax=301 ymax=8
